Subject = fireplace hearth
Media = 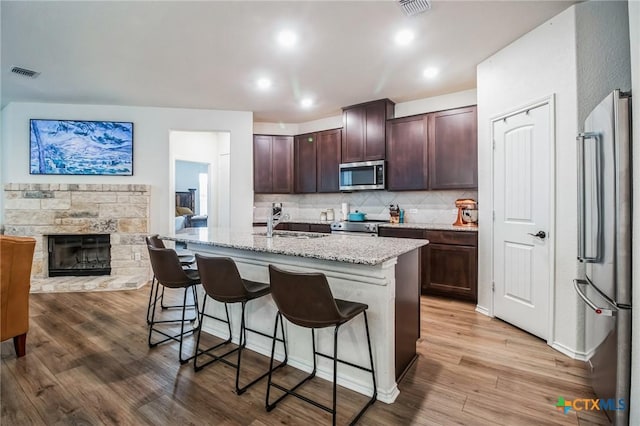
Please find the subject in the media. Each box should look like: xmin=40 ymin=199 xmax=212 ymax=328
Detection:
xmin=48 ymin=234 xmax=111 ymax=277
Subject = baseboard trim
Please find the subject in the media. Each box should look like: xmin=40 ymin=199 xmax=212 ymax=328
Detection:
xmin=551 ymin=341 xmax=588 ymax=361
xmin=475 ymin=305 xmax=491 ymax=316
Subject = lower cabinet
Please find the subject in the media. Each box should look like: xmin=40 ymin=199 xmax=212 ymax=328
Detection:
xmin=274 ymin=222 xmax=331 ymax=233
xmin=378 ymin=227 xmax=478 ymax=302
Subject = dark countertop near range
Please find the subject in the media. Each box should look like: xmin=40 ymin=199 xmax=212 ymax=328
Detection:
xmin=253 ymin=219 xmax=478 ymax=232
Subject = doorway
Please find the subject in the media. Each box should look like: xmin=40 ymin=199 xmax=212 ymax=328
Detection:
xmin=169 ymin=131 xmax=231 ymax=232
xmin=491 ymin=98 xmax=555 ymax=341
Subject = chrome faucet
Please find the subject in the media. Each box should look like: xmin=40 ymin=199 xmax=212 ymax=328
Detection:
xmin=266 ymin=203 xmax=283 ymax=238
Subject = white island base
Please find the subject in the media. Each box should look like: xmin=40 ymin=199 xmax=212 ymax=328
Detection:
xmin=184 ymin=241 xmax=420 ymax=404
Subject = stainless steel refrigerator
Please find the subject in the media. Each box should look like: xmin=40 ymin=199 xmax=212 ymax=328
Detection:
xmin=574 ymin=89 xmax=631 ymax=425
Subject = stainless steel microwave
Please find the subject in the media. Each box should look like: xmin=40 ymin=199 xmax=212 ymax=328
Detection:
xmin=339 ymin=160 xmax=385 ymax=191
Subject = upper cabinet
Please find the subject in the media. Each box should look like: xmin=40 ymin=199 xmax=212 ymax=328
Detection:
xmin=342 ymin=99 xmax=394 ymax=163
xmin=294 ymin=128 xmax=342 ymax=194
xmin=386 ymin=105 xmax=477 ymax=191
xmin=316 ymin=128 xmax=342 ymax=192
xmin=386 ymin=114 xmax=429 ymax=191
xmin=253 ymin=135 xmax=293 ymax=194
xmin=294 ymin=133 xmax=317 ymax=193
xmin=428 ymin=106 xmax=478 ymax=189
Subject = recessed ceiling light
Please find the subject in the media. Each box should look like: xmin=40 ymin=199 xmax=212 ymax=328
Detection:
xmin=394 ymin=29 xmax=414 ymax=46
xmin=277 ymin=30 xmax=297 ymax=48
xmin=300 ymin=98 xmax=313 ymax=108
xmin=256 ymin=77 xmax=272 ymax=90
xmin=423 ymin=67 xmax=439 ymax=79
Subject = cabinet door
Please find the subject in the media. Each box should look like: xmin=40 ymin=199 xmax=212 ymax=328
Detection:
xmin=386 ymin=114 xmax=429 ymax=191
xmin=253 ymin=135 xmax=273 ymax=193
xmin=271 ymin=136 xmax=293 ymax=193
xmin=423 ymin=243 xmax=478 ymax=302
xmin=428 ymin=106 xmax=477 ymax=189
xmin=316 ymin=129 xmax=342 ymax=192
xmin=342 ymin=107 xmax=365 ymax=163
xmin=294 ymin=133 xmax=317 ymax=193
xmin=364 ymin=101 xmax=388 ymax=160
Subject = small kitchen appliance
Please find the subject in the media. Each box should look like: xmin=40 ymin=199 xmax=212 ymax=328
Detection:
xmin=339 ymin=160 xmax=385 ymax=191
xmin=453 ymin=199 xmax=478 ymax=227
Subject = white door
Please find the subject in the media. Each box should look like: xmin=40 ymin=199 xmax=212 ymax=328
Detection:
xmin=493 ymin=102 xmax=552 ymax=340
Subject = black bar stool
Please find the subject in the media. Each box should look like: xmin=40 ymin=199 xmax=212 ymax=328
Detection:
xmin=193 ymin=254 xmax=287 ymax=394
xmin=147 ymin=245 xmax=200 ymax=364
xmin=145 ymin=235 xmax=196 ymax=325
xmin=266 ymin=265 xmax=377 ymax=425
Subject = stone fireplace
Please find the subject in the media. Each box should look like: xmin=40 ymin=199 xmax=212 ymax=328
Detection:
xmin=3 ymin=183 xmax=151 ymax=292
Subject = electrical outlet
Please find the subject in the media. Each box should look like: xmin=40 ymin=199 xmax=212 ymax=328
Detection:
xmin=134 ymin=252 xmax=141 ymax=261
xmin=409 ymin=209 xmax=418 ymax=214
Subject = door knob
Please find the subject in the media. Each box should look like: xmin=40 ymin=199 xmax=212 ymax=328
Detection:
xmin=528 ymin=231 xmax=546 ymax=239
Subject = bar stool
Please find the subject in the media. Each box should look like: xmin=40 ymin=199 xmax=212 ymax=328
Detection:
xmin=266 ymin=265 xmax=377 ymax=425
xmin=147 ymin=245 xmax=200 ymax=364
xmin=145 ymin=235 xmax=196 ymax=325
xmin=193 ymin=254 xmax=287 ymax=394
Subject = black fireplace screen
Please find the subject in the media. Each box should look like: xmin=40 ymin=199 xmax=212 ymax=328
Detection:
xmin=48 ymin=234 xmax=111 ymax=277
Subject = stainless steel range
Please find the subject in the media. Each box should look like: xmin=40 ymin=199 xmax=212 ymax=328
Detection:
xmin=330 ymin=221 xmax=383 ymax=236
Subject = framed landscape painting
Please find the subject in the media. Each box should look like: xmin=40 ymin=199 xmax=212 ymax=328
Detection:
xmin=30 ymin=119 xmax=134 ymax=175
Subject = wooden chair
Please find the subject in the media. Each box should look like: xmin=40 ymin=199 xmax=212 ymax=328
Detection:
xmin=0 ymin=235 xmax=36 ymax=358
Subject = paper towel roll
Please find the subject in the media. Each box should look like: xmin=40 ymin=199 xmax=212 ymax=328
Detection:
xmin=341 ymin=202 xmax=350 ymax=220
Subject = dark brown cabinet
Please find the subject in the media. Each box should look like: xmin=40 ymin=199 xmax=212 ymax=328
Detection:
xmin=294 ymin=129 xmax=342 ymax=194
xmin=428 ymin=106 xmax=478 ymax=189
xmin=386 ymin=114 xmax=429 ymax=191
xmin=273 ymin=222 xmax=331 ymax=233
xmin=316 ymin=129 xmax=342 ymax=192
xmin=253 ymin=135 xmax=293 ymax=193
xmin=294 ymin=133 xmax=317 ymax=193
xmin=378 ymin=227 xmax=478 ymax=302
xmin=342 ymin=99 xmax=394 ymax=163
xmin=385 ymin=105 xmax=477 ymax=191
xmin=423 ymin=230 xmax=477 ymax=302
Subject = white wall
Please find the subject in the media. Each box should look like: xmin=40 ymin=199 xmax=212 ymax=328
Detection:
xmin=0 ymin=102 xmax=254 ymax=233
xmin=394 ymin=89 xmax=477 ymax=118
xmin=253 ymin=89 xmax=478 ymax=137
xmin=629 ymin=0 xmax=639 ymax=422
xmin=477 ymin=0 xmax=632 ymax=359
xmin=477 ymin=7 xmax=580 ymax=352
xmin=575 ymin=0 xmax=631 ymax=125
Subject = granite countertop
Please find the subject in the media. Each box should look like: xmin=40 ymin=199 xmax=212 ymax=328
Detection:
xmin=163 ymin=227 xmax=428 ymax=266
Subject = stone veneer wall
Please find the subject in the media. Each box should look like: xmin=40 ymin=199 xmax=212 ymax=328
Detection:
xmin=3 ymin=183 xmax=151 ymax=292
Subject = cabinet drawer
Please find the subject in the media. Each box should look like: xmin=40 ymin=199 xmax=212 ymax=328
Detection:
xmin=288 ymin=223 xmax=311 ymax=232
xmin=378 ymin=227 xmax=425 ymax=239
xmin=309 ymin=224 xmax=331 ymax=233
xmin=425 ymin=230 xmax=477 ymax=246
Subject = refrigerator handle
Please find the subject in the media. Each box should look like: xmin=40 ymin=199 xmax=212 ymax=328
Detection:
xmin=573 ymin=279 xmax=616 ymax=316
xmin=576 ymin=132 xmax=602 ymax=263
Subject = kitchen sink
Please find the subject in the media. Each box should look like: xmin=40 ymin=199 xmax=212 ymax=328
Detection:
xmin=253 ymin=231 xmax=329 ymax=239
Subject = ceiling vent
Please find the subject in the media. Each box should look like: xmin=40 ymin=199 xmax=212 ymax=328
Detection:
xmin=11 ymin=66 xmax=40 ymax=78
xmin=398 ymin=0 xmax=432 ymax=16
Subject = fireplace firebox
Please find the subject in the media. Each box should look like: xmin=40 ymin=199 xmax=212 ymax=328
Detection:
xmin=48 ymin=234 xmax=111 ymax=277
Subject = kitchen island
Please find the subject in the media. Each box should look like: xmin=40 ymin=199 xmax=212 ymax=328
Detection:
xmin=163 ymin=227 xmax=428 ymax=403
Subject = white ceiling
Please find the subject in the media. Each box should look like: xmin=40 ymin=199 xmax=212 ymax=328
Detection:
xmin=1 ymin=1 xmax=576 ymax=123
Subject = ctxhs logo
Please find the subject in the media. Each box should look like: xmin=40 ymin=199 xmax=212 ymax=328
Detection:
xmin=556 ymin=397 xmax=626 ymax=414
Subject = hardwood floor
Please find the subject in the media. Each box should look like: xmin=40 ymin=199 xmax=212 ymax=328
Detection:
xmin=1 ymin=286 xmax=609 ymax=425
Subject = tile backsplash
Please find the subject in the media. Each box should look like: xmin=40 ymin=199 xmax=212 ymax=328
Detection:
xmin=254 ymin=190 xmax=478 ymax=224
